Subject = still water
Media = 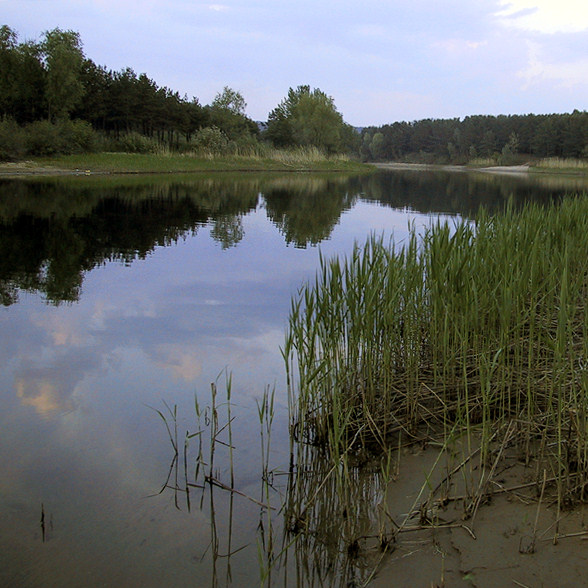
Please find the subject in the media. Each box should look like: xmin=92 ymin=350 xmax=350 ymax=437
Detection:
xmin=1 ymin=169 xmax=585 ymax=587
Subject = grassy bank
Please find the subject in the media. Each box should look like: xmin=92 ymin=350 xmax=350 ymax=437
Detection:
xmin=0 ymin=148 xmax=372 ymax=176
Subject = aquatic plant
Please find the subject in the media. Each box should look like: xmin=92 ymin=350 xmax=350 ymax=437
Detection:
xmin=285 ymin=195 xmax=588 ymax=507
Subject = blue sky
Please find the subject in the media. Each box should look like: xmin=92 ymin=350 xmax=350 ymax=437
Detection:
xmin=2 ymin=0 xmax=587 ymax=125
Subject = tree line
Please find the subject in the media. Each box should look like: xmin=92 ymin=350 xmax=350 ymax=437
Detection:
xmin=0 ymin=25 xmax=356 ymax=160
xmin=1 ymin=24 xmax=586 ymax=163
xmin=360 ymin=111 xmax=588 ymax=164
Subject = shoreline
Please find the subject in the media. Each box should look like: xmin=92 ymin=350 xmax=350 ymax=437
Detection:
xmin=0 ymin=155 xmax=372 ymax=177
xmin=2 ymin=158 xmax=586 ymax=178
xmin=373 ymin=161 xmax=588 ymax=176
xmin=371 ymin=442 xmax=588 ymax=587
xmin=373 ymin=162 xmax=531 ymax=175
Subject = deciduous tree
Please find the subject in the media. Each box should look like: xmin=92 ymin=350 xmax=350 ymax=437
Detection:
xmin=266 ymin=85 xmax=351 ymax=153
xmin=41 ymin=28 xmax=85 ymax=120
xmin=0 ymin=25 xmax=18 ymax=118
xmin=207 ymin=87 xmax=257 ymax=142
xmin=211 ymin=86 xmax=246 ymax=115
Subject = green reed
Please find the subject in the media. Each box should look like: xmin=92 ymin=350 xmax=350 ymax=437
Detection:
xmin=256 ymin=385 xmax=277 ymax=587
xmin=285 ymin=195 xmax=588 ymax=507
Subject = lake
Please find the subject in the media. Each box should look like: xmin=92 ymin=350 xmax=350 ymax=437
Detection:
xmin=1 ymin=168 xmax=586 ymax=587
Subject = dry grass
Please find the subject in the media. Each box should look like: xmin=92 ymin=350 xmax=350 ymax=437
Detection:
xmin=534 ymin=157 xmax=588 ymax=171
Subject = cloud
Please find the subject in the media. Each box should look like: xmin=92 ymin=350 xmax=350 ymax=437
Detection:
xmin=519 ymin=41 xmax=588 ymax=88
xmin=9 ymin=313 xmax=104 ymax=416
xmin=32 ymin=313 xmax=87 ymax=346
xmin=496 ymin=0 xmax=588 ymax=33
xmin=153 ymin=344 xmax=202 ymax=382
xmin=16 ymin=378 xmax=74 ymax=415
xmin=13 ymin=350 xmax=100 ymax=416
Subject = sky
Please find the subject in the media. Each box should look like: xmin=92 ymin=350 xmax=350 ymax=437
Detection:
xmin=2 ymin=0 xmax=587 ymax=126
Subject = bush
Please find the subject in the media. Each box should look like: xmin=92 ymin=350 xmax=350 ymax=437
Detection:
xmin=0 ymin=118 xmax=25 ymax=161
xmin=25 ymin=120 xmax=63 ymax=156
xmin=105 ymin=131 xmax=159 ymax=154
xmin=23 ymin=119 xmax=100 ymax=156
xmin=59 ymin=119 xmax=99 ymax=153
xmin=193 ymin=126 xmax=229 ymax=155
xmin=231 ymin=132 xmax=263 ymax=156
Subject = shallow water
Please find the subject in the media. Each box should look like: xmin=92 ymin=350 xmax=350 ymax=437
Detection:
xmin=1 ymin=169 xmax=584 ymax=586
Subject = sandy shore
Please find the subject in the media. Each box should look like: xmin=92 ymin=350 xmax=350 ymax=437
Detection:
xmin=369 ymin=444 xmax=588 ymax=587
xmin=373 ymin=162 xmax=532 ymax=175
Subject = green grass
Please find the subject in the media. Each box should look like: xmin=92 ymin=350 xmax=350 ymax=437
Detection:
xmin=14 ymin=147 xmax=372 ymax=174
xmin=285 ymin=195 xmax=588 ymax=508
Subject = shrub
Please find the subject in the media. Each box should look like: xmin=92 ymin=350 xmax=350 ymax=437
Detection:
xmin=106 ymin=131 xmax=159 ymax=154
xmin=0 ymin=118 xmax=25 ymax=161
xmin=193 ymin=126 xmax=229 ymax=155
xmin=25 ymin=120 xmax=64 ymax=156
xmin=230 ymin=132 xmax=263 ymax=156
xmin=58 ymin=119 xmax=99 ymax=153
xmin=22 ymin=119 xmax=100 ymax=156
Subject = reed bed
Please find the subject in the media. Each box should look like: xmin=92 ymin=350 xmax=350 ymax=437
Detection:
xmin=469 ymin=157 xmax=500 ymax=167
xmin=285 ymin=196 xmax=588 ymax=508
xmin=535 ymin=157 xmax=588 ymax=172
xmin=182 ymin=145 xmax=352 ymax=167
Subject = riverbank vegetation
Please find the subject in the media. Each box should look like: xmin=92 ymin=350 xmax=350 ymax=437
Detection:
xmin=532 ymin=157 xmax=588 ymax=173
xmin=2 ymin=24 xmax=587 ymax=171
xmin=0 ymin=25 xmax=357 ymax=164
xmin=276 ymin=194 xmax=588 ymax=582
xmin=2 ymin=147 xmax=367 ymax=175
xmin=285 ymin=194 xmax=588 ymax=515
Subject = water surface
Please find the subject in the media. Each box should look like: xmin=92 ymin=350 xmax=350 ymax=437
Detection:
xmin=1 ymin=169 xmax=584 ymax=586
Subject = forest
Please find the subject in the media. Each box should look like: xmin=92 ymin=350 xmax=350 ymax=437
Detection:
xmin=360 ymin=111 xmax=588 ymax=164
xmin=0 ymin=25 xmax=356 ymax=160
xmin=1 ymin=24 xmax=587 ymax=164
